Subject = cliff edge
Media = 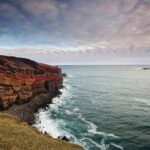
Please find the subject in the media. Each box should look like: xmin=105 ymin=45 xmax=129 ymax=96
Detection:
xmin=0 ymin=56 xmax=84 ymax=150
xmin=0 ymin=113 xmax=83 ymax=150
xmin=0 ymin=55 xmax=62 ymax=110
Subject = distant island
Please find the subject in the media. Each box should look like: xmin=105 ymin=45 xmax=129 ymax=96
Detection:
xmin=0 ymin=55 xmax=83 ymax=150
xmin=142 ymin=67 xmax=150 ymax=70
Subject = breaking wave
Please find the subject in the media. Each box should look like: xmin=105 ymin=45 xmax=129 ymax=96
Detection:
xmin=34 ymin=79 xmax=72 ymax=138
xmin=133 ymin=98 xmax=150 ymax=106
xmin=34 ymin=77 xmax=123 ymax=150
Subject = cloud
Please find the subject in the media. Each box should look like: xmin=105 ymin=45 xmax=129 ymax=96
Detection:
xmin=0 ymin=0 xmax=150 ymax=64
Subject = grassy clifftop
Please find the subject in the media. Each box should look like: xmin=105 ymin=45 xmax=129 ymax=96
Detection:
xmin=0 ymin=113 xmax=83 ymax=150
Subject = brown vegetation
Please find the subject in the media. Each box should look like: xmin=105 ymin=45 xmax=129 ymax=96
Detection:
xmin=0 ymin=113 xmax=84 ymax=150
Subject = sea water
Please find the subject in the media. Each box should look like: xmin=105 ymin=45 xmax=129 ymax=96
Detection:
xmin=34 ymin=65 xmax=150 ymax=150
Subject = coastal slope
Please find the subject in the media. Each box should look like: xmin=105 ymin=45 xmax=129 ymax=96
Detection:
xmin=0 ymin=55 xmax=84 ymax=150
xmin=0 ymin=113 xmax=83 ymax=150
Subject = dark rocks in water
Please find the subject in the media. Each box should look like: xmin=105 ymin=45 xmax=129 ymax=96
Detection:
xmin=62 ymin=73 xmax=67 ymax=77
xmin=58 ymin=136 xmax=69 ymax=142
xmin=44 ymin=131 xmax=48 ymax=135
xmin=5 ymin=92 xmax=60 ymax=125
xmin=62 ymin=136 xmax=69 ymax=141
xmin=142 ymin=68 xmax=150 ymax=70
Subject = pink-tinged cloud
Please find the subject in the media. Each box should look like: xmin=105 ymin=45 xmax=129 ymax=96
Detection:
xmin=0 ymin=0 xmax=150 ymax=64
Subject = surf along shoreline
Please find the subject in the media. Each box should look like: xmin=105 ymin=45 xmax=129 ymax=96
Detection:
xmin=0 ymin=55 xmax=63 ymax=126
xmin=4 ymin=91 xmax=61 ymax=125
xmin=0 ymin=55 xmax=80 ymax=144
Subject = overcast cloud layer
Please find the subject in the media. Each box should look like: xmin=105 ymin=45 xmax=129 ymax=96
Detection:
xmin=0 ymin=0 xmax=150 ymax=64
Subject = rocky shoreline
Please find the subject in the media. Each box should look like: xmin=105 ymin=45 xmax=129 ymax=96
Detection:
xmin=4 ymin=82 xmax=71 ymax=142
xmin=0 ymin=55 xmax=63 ymax=125
xmin=4 ymin=91 xmax=61 ymax=125
xmin=0 ymin=55 xmax=84 ymax=149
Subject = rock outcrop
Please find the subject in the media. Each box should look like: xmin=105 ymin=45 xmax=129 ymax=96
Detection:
xmin=0 ymin=55 xmax=63 ymax=110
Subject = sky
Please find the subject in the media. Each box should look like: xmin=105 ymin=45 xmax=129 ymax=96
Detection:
xmin=0 ymin=0 xmax=150 ymax=65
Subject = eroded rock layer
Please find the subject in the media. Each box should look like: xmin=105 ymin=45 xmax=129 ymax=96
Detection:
xmin=0 ymin=55 xmax=63 ymax=110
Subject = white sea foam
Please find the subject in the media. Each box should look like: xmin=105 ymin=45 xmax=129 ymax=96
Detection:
xmin=91 ymin=99 xmax=96 ymax=104
xmin=34 ymin=81 xmax=91 ymax=150
xmin=73 ymin=107 xmax=79 ymax=112
xmin=34 ymin=110 xmax=84 ymax=147
xmin=34 ymin=79 xmax=73 ymax=139
xmin=133 ymin=98 xmax=150 ymax=106
xmin=65 ymin=109 xmax=74 ymax=115
xmin=34 ymin=111 xmax=63 ymax=138
xmin=49 ymin=83 xmax=72 ymax=112
xmin=34 ymin=77 xmax=122 ymax=150
xmin=110 ymin=143 xmax=124 ymax=150
xmin=68 ymin=74 xmax=75 ymax=78
xmin=81 ymin=137 xmax=110 ymax=150
xmin=87 ymin=138 xmax=108 ymax=150
xmin=83 ymin=137 xmax=123 ymax=150
xmin=78 ymin=114 xmax=119 ymax=139
xmin=135 ymin=67 xmax=142 ymax=70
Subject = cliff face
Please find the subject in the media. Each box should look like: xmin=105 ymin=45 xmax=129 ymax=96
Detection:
xmin=0 ymin=55 xmax=63 ymax=110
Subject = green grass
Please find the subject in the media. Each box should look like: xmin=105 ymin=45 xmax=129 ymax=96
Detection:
xmin=0 ymin=113 xmax=84 ymax=150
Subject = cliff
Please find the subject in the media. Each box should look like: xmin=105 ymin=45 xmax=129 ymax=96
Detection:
xmin=0 ymin=56 xmax=84 ymax=150
xmin=0 ymin=113 xmax=83 ymax=150
xmin=0 ymin=55 xmax=63 ymax=110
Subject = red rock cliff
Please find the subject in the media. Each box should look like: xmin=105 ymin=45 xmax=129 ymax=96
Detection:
xmin=0 ymin=55 xmax=63 ymax=110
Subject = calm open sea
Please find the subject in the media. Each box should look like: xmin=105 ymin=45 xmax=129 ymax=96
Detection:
xmin=34 ymin=65 xmax=150 ymax=150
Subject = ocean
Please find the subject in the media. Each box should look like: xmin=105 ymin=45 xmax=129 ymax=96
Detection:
xmin=34 ymin=65 xmax=150 ymax=150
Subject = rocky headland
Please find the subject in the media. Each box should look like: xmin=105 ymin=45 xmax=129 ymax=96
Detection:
xmin=0 ymin=55 xmax=63 ymax=124
xmin=0 ymin=55 xmax=84 ymax=149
